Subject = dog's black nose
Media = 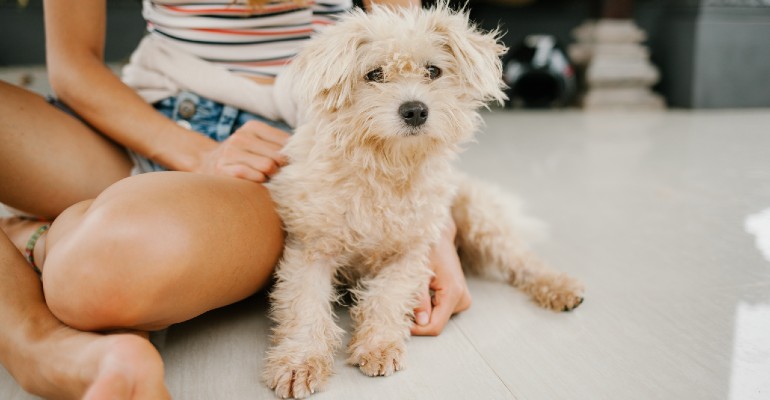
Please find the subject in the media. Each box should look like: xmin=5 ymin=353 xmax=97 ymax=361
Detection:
xmin=399 ymin=101 xmax=429 ymax=127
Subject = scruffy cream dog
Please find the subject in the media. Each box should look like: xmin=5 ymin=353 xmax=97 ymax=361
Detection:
xmin=264 ymin=4 xmax=584 ymax=398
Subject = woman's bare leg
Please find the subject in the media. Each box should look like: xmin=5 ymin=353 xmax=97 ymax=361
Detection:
xmin=0 ymin=81 xmax=283 ymax=398
xmin=0 ymin=82 xmax=170 ymax=398
xmin=0 ymin=81 xmax=132 ymax=218
xmin=0 ymin=223 xmax=171 ymax=400
xmin=2 ymin=171 xmax=283 ymax=398
xmin=42 ymin=171 xmax=284 ymax=332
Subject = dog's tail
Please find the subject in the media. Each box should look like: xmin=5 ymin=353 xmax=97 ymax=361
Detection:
xmin=451 ymin=175 xmax=584 ymax=311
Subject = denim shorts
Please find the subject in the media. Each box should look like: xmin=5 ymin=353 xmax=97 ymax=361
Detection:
xmin=129 ymin=91 xmax=293 ymax=174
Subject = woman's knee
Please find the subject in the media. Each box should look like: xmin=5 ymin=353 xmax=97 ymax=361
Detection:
xmin=41 ymin=174 xmax=285 ymax=331
xmin=42 ymin=199 xmax=192 ymax=331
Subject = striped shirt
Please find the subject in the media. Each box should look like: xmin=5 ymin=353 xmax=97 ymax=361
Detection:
xmin=143 ymin=0 xmax=353 ymax=83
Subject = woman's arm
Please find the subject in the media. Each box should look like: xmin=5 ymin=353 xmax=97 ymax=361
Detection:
xmin=44 ymin=0 xmax=288 ymax=181
xmin=44 ymin=0 xmax=214 ymax=172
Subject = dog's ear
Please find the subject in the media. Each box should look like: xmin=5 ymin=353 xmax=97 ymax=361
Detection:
xmin=287 ymin=10 xmax=367 ymax=113
xmin=433 ymin=5 xmax=507 ymax=105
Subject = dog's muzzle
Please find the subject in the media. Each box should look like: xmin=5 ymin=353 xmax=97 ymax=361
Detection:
xmin=399 ymin=101 xmax=429 ymax=128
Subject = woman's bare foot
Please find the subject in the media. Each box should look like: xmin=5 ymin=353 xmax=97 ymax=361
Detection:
xmin=6 ymin=319 xmax=170 ymax=400
xmin=0 ymin=216 xmax=49 ymax=268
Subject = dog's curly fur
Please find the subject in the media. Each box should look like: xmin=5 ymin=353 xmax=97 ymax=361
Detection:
xmin=263 ymin=4 xmax=584 ymax=398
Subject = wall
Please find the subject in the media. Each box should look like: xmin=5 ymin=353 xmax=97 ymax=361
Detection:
xmin=691 ymin=3 xmax=770 ymax=108
xmin=0 ymin=0 xmax=145 ymax=66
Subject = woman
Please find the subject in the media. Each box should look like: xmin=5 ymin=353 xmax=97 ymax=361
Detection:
xmin=0 ymin=0 xmax=471 ymax=398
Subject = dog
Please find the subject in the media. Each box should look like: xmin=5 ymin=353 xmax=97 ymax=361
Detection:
xmin=263 ymin=4 xmax=584 ymax=398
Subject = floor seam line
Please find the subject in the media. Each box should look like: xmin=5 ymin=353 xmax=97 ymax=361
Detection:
xmin=453 ymin=319 xmax=520 ymax=400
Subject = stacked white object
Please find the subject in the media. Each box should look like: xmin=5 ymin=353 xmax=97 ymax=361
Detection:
xmin=569 ymin=19 xmax=665 ymax=110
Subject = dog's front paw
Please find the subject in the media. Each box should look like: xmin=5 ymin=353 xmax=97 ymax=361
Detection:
xmin=531 ymin=273 xmax=585 ymax=312
xmin=263 ymin=354 xmax=332 ymax=399
xmin=347 ymin=341 xmax=406 ymax=377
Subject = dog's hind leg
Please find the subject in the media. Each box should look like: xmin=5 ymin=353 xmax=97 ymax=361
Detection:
xmin=451 ymin=176 xmax=584 ymax=311
xmin=263 ymin=245 xmax=344 ymax=399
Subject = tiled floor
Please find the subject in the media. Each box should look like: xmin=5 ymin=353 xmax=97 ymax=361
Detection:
xmin=2 ymin=107 xmax=770 ymax=399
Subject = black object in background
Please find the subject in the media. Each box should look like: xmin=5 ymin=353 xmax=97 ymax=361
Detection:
xmin=503 ymin=35 xmax=577 ymax=108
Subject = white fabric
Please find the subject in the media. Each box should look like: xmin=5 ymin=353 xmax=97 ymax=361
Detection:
xmin=122 ymin=34 xmax=301 ymax=127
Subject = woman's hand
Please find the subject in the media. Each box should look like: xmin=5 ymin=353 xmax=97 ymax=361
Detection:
xmin=411 ymin=218 xmax=472 ymax=336
xmin=194 ymin=120 xmax=290 ymax=183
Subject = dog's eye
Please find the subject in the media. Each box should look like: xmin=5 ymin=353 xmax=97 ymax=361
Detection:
xmin=426 ymin=65 xmax=442 ymax=80
xmin=365 ymin=68 xmax=385 ymax=83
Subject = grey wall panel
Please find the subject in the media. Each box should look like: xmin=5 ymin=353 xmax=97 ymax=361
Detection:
xmin=692 ymin=6 xmax=770 ymax=108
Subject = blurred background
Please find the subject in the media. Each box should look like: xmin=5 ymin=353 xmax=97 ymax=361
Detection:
xmin=2 ymin=0 xmax=770 ymax=109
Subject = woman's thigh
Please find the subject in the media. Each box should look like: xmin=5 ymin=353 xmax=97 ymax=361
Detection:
xmin=0 ymin=81 xmax=132 ymax=218
xmin=42 ymin=172 xmax=284 ymax=332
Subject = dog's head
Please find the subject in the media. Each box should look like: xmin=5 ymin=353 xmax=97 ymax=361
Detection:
xmin=289 ymin=3 xmax=506 ymax=157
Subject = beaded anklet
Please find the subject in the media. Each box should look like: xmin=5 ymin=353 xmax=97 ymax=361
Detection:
xmin=24 ymin=224 xmax=50 ymax=275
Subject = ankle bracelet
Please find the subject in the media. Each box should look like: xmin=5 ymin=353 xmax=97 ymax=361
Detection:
xmin=25 ymin=224 xmax=50 ymax=275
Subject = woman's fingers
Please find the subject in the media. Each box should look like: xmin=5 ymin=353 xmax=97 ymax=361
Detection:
xmin=241 ymin=120 xmax=291 ymax=146
xmin=196 ymin=120 xmax=291 ymax=182
xmin=229 ymin=128 xmax=288 ymax=167
xmin=412 ymin=284 xmax=433 ymax=327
